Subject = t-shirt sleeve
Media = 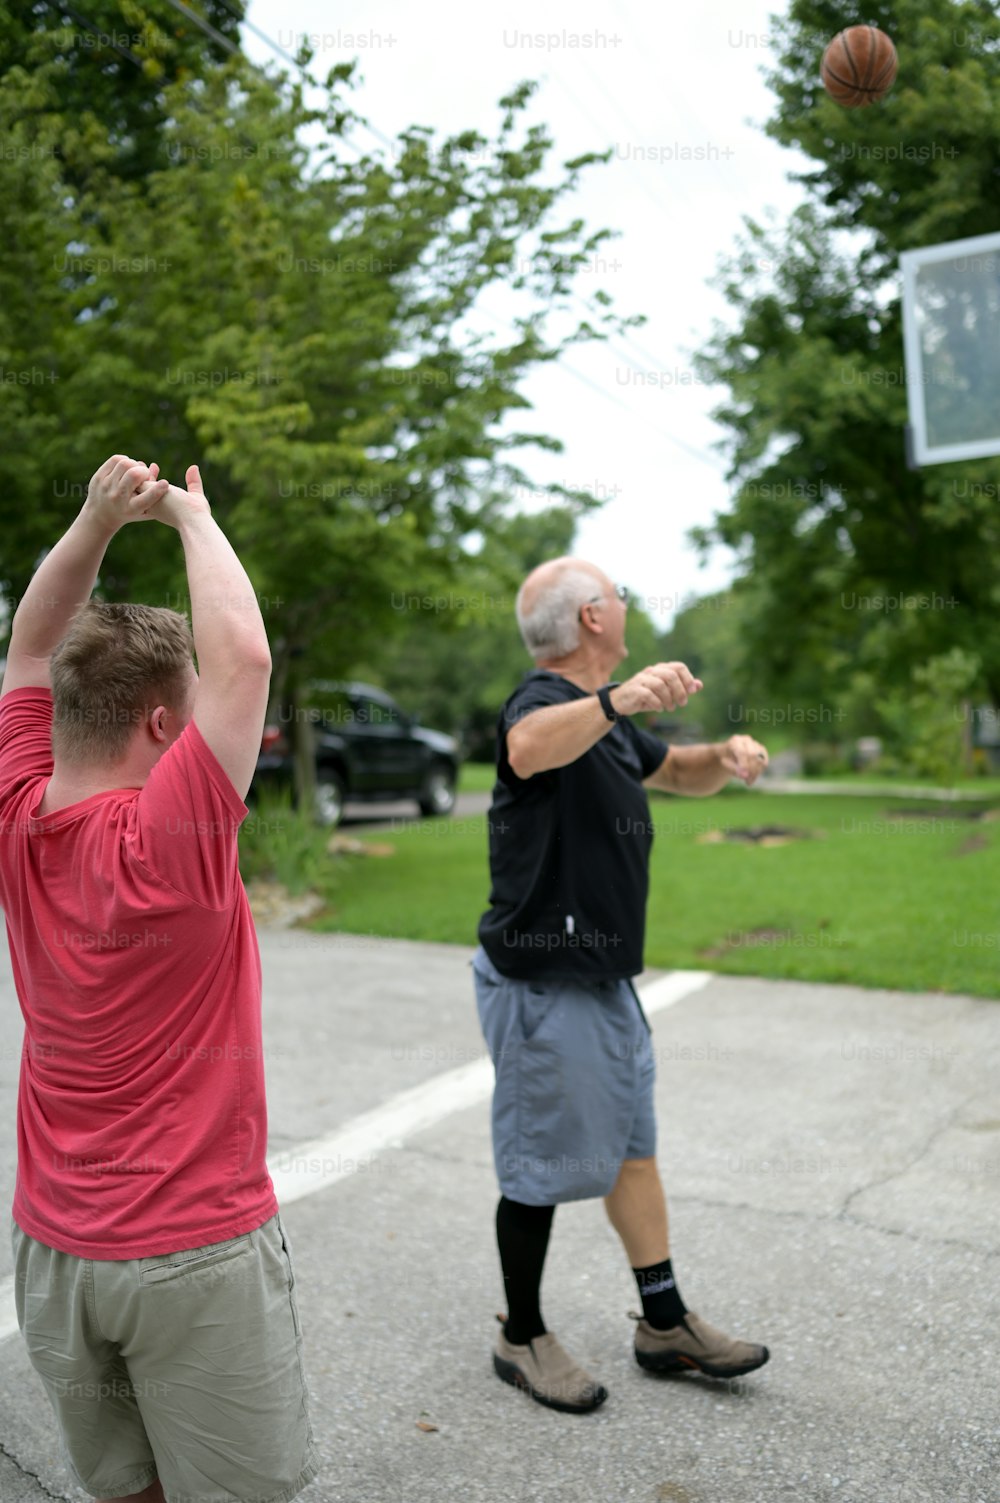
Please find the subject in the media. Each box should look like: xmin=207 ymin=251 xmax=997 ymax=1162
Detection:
xmin=130 ymin=718 xmax=249 ymax=909
xmin=628 ymin=721 xmax=669 ymax=779
xmin=0 ymin=688 xmax=54 ymax=816
xmin=496 ymin=677 xmax=573 ymax=787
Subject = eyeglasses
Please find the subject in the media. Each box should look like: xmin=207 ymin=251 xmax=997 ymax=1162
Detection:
xmin=583 ymin=583 xmax=631 ymax=611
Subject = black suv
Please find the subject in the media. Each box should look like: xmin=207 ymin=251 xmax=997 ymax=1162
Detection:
xmin=252 ymin=681 xmax=460 ymax=827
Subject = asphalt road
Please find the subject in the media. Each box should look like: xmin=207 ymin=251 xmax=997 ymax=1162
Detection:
xmin=0 ymin=932 xmax=998 ymax=1503
xmin=339 ymin=789 xmax=490 ymax=830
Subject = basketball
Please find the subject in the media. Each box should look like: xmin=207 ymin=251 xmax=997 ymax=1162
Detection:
xmin=820 ymin=25 xmax=898 ymax=108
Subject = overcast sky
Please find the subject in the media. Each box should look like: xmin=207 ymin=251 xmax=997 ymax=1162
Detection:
xmin=244 ymin=0 xmax=814 ymax=624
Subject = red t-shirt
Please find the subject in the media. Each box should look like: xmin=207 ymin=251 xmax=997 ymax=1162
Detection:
xmin=0 ymin=688 xmax=277 ymax=1258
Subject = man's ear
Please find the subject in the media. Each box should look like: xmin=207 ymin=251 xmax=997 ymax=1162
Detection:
xmin=149 ymin=705 xmax=171 ymax=744
xmin=582 ymin=603 xmax=604 ymax=636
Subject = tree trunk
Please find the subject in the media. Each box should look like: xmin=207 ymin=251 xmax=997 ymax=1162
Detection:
xmin=286 ymin=651 xmax=317 ymax=821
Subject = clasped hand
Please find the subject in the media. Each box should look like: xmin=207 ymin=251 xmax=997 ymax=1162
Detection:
xmin=81 ymin=454 xmax=209 ymax=533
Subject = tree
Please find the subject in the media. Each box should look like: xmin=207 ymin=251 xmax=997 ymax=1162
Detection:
xmin=350 ymin=503 xmax=674 ymax=761
xmin=658 ymin=584 xmax=773 ymax=742
xmin=361 ymin=504 xmax=579 ymax=759
xmin=0 ymin=0 xmax=245 ymax=186
xmin=692 ymin=0 xmax=1000 ymax=747
xmin=0 ymin=15 xmax=636 ymax=808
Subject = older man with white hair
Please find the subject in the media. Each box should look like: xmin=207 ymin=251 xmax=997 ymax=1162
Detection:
xmin=474 ymin=556 xmax=771 ymax=1413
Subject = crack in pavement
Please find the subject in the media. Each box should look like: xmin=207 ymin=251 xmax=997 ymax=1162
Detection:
xmin=397 ymin=1141 xmax=492 ymax=1170
xmin=663 ymin=1189 xmax=1000 ymax=1262
xmin=396 ymin=1135 xmax=999 ymax=1261
xmin=0 ymin=1441 xmax=70 ymax=1502
xmin=836 ymin=1092 xmax=982 ymax=1222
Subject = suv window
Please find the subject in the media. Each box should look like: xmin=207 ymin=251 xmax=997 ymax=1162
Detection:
xmin=352 ymin=696 xmax=404 ymax=728
xmin=303 ymin=688 xmax=353 ymax=731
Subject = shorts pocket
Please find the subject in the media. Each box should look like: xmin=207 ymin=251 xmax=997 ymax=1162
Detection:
xmin=519 ymin=984 xmax=559 ymax=1044
xmin=275 ymin=1216 xmax=296 ymax=1295
xmin=138 ymin=1233 xmax=252 ymax=1286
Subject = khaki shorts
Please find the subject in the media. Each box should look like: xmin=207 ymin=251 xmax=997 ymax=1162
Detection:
xmin=11 ymin=1213 xmax=319 ymax=1503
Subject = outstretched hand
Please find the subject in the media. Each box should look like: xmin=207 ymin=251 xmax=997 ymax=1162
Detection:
xmin=720 ymin=734 xmax=769 ymax=786
xmin=610 ymin=661 xmax=704 ymax=716
xmin=149 ymin=465 xmax=213 ymax=530
xmin=82 ymin=454 xmax=170 ymax=532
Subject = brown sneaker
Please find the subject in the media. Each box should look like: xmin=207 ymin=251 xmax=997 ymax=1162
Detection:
xmin=493 ymin=1320 xmax=609 ymax=1413
xmin=631 ymin=1310 xmax=769 ymax=1379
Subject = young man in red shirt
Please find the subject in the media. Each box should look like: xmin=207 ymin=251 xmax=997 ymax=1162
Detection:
xmin=0 ymin=455 xmax=317 ymax=1503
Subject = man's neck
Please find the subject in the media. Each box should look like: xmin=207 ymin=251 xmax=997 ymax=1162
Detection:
xmin=40 ymin=766 xmax=144 ymax=815
xmin=536 ymin=659 xmax=615 ymax=694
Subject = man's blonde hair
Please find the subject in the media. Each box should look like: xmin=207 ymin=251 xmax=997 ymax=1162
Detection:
xmin=50 ymin=602 xmax=194 ymax=763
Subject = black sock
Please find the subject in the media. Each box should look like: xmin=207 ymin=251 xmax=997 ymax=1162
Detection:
xmin=496 ymin=1196 xmax=555 ymax=1345
xmin=633 ymin=1256 xmax=687 ymax=1330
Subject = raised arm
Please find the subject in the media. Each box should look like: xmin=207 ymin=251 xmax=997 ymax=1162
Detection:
xmin=645 ymin=735 xmax=769 ymax=796
xmin=506 ymin=663 xmax=703 ymax=779
xmin=1 ymin=455 xmax=168 ymax=697
xmin=152 ymin=467 xmax=271 ymax=800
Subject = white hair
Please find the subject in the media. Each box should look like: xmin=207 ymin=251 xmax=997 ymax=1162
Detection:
xmin=516 ymin=565 xmax=601 ymax=661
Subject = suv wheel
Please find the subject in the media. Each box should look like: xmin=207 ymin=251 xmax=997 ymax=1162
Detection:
xmin=418 ymin=764 xmax=456 ymax=817
xmin=314 ymin=771 xmax=346 ymax=827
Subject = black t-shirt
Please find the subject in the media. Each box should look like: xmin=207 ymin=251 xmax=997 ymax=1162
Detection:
xmin=477 ymin=670 xmax=668 ymax=980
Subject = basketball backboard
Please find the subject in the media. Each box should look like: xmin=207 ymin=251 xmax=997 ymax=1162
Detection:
xmin=900 ymin=229 xmax=1000 ymax=466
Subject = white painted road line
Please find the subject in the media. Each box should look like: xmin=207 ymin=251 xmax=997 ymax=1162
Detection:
xmin=639 ymin=969 xmax=713 ymax=1015
xmin=0 ymin=968 xmax=713 ymax=1345
xmin=268 ymin=1057 xmax=494 ymax=1205
xmin=270 ymin=968 xmax=712 ymax=1204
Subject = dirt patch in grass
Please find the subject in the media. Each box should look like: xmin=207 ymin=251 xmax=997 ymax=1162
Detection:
xmin=696 ymin=825 xmax=819 ymax=847
xmin=953 ymin=833 xmax=990 ymax=856
xmin=893 ymin=805 xmax=999 ymax=821
xmin=698 ymin=914 xmax=840 ymax=960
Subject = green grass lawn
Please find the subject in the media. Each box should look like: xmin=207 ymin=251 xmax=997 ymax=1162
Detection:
xmin=796 ymin=769 xmax=1000 ymax=795
xmin=307 ymin=789 xmax=1000 ymax=998
xmin=458 ymin=761 xmax=497 ymax=793
xmin=461 ymin=760 xmax=1000 ymax=797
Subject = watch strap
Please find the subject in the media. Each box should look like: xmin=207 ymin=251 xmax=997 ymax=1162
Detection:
xmin=596 ymin=683 xmax=620 ymax=722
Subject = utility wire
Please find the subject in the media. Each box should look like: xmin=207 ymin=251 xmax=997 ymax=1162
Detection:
xmin=162 ymin=0 xmax=241 ymax=58
xmin=43 ymin=0 xmax=143 ymax=65
xmin=211 ymin=0 xmax=396 ymax=148
xmin=219 ymin=10 xmax=716 ymax=448
xmin=557 ymin=358 xmax=724 ymax=470
xmin=40 ymin=0 xmax=726 ymax=473
xmin=222 ymin=2 xmax=725 ymax=471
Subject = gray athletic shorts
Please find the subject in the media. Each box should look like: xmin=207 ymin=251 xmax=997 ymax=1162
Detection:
xmin=11 ymin=1212 xmax=319 ymax=1503
xmin=473 ymin=945 xmax=656 ymax=1204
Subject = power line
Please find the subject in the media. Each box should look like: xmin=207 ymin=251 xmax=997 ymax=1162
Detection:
xmin=556 ymin=357 xmax=724 ymax=470
xmin=540 ymin=59 xmax=732 ymax=408
xmin=605 ymin=0 xmax=726 ymax=154
xmin=211 ymin=0 xmax=301 ymax=69
xmin=38 ymin=0 xmax=725 ymax=472
xmin=544 ymin=67 xmax=682 ymax=226
xmin=212 ymin=0 xmax=396 ymax=149
xmin=43 ymin=0 xmax=142 ymax=65
xmin=219 ymin=5 xmax=724 ymax=468
xmin=162 ymin=0 xmax=241 ymax=58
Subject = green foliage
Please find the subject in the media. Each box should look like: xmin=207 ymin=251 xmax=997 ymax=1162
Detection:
xmin=659 ymin=585 xmax=768 ymax=740
xmin=307 ymin=792 xmax=1000 ymax=998
xmin=0 ymin=12 xmax=631 ymax=731
xmin=692 ymin=0 xmax=1000 ymax=747
xmin=0 ymin=0 xmax=244 ymax=188
xmin=355 ymin=504 xmax=578 ymax=751
xmin=238 ymin=787 xmax=333 ymax=895
xmin=875 ymin=645 xmax=980 ymax=783
xmin=352 ymin=504 xmax=672 ymax=756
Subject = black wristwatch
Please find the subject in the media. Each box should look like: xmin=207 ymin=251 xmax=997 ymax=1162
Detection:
xmin=596 ymin=683 xmax=621 ymax=722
